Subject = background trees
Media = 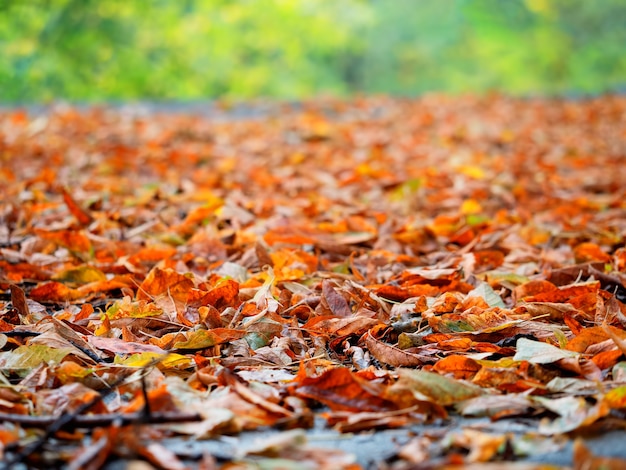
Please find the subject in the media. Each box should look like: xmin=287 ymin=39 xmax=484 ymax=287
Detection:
xmin=1 ymin=0 xmax=624 ymax=102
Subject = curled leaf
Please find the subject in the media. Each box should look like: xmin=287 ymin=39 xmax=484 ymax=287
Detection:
xmin=364 ymin=331 xmax=425 ymax=367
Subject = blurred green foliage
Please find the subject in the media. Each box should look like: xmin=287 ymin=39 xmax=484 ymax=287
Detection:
xmin=1 ymin=0 xmax=624 ymax=102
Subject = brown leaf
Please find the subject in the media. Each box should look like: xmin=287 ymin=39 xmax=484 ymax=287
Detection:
xmin=364 ymin=331 xmax=425 ymax=367
xmin=137 ymin=442 xmax=187 ymax=470
xmin=514 ymin=301 xmax=580 ymax=321
xmin=303 ymin=315 xmax=379 ymax=337
xmin=324 ymin=408 xmax=421 ymax=433
xmin=10 ymin=284 xmax=29 ymax=317
xmin=321 ymin=280 xmax=352 ymax=317
xmin=88 ymin=335 xmax=166 ymax=355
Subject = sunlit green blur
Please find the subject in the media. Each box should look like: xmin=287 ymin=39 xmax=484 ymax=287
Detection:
xmin=1 ymin=0 xmax=624 ymax=102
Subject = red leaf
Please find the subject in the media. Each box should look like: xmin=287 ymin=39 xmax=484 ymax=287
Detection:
xmin=294 ymin=366 xmax=394 ymax=412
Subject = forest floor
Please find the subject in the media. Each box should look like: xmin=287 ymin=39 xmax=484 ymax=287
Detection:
xmin=1 ymin=96 xmax=626 ymax=469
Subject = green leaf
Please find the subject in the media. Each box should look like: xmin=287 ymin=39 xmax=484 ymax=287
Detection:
xmin=440 ymin=320 xmax=475 ymax=333
xmin=467 ymin=282 xmax=506 ymax=308
xmin=244 ymin=332 xmax=270 ymax=350
xmin=52 ymin=265 xmax=106 ymax=285
xmin=243 ymin=318 xmax=283 ymax=351
xmin=604 ymin=385 xmax=626 ymax=409
xmin=105 ymin=297 xmax=162 ymax=319
xmin=0 ymin=345 xmax=72 ymax=376
xmin=173 ymin=330 xmax=220 ymax=350
xmin=393 ymin=369 xmax=483 ymax=406
xmin=466 ymin=214 xmax=490 ymax=226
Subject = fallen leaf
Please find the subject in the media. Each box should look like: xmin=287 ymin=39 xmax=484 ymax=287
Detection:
xmin=513 ymin=338 xmax=579 ymax=364
xmin=364 ymin=331 xmax=426 ymax=367
xmin=173 ymin=328 xmax=245 ymax=350
xmin=389 ymin=369 xmax=483 ymax=406
xmin=0 ymin=344 xmax=72 ymax=375
xmin=533 ymin=395 xmax=610 ymax=434
xmin=52 ymin=266 xmax=106 ymax=285
xmin=321 ymin=280 xmax=352 ymax=317
xmin=432 ymin=355 xmax=482 ymax=379
xmin=294 ymin=366 xmax=394 ymax=412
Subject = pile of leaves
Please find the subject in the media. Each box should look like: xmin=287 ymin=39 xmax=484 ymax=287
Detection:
xmin=1 ymin=95 xmax=626 ymax=469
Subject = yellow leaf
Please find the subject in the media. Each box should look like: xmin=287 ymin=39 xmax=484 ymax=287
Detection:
xmin=114 ymin=352 xmax=192 ymax=369
xmin=460 ymin=199 xmax=483 ymax=215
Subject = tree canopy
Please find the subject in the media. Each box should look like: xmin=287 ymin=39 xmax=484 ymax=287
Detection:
xmin=1 ymin=0 xmax=625 ymax=102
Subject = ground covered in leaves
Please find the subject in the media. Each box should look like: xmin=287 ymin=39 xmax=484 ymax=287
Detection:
xmin=1 ymin=95 xmax=626 ymax=469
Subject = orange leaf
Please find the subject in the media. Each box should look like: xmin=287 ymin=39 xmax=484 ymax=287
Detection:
xmin=294 ymin=366 xmax=394 ymax=412
xmin=513 ymin=279 xmax=557 ymax=302
xmin=199 ymin=279 xmax=240 ymax=309
xmin=524 ymin=282 xmax=600 ymax=303
xmin=432 ymin=355 xmax=481 ymax=379
xmin=35 ymin=229 xmax=92 ymax=256
xmin=471 ymin=367 xmax=531 ymax=391
xmin=29 ymin=281 xmax=81 ymax=303
xmin=436 ymin=338 xmax=473 ymax=351
xmin=137 ymin=267 xmax=195 ymax=302
xmin=375 ymin=284 xmax=438 ymax=302
xmin=263 ymin=228 xmax=316 ymax=246
xmin=602 ymin=323 xmax=626 ymax=356
xmin=61 ymin=186 xmax=93 ymax=226
xmin=574 ymin=242 xmax=611 ymax=263
xmin=127 ymin=246 xmax=177 ymax=268
xmin=77 ymin=277 xmax=135 ymax=296
xmin=592 ymin=349 xmax=623 ymax=370
xmin=0 ymin=260 xmax=50 ymax=282
xmin=123 ymin=383 xmax=178 ymax=413
xmin=566 ymin=326 xmax=610 ymax=353
xmin=564 ymin=313 xmax=584 ymax=335
xmin=473 ymin=250 xmax=504 ymax=271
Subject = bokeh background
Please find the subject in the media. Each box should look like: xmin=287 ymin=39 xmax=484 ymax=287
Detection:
xmin=2 ymin=0 xmax=625 ymax=102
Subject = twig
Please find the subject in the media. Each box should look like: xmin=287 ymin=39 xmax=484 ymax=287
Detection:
xmin=0 ymin=411 xmax=201 ymax=430
xmin=0 ymin=355 xmax=168 ymax=469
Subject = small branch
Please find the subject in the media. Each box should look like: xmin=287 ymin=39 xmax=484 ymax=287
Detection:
xmin=1 ymin=356 xmax=169 ymax=468
xmin=0 ymin=411 xmax=201 ymax=430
